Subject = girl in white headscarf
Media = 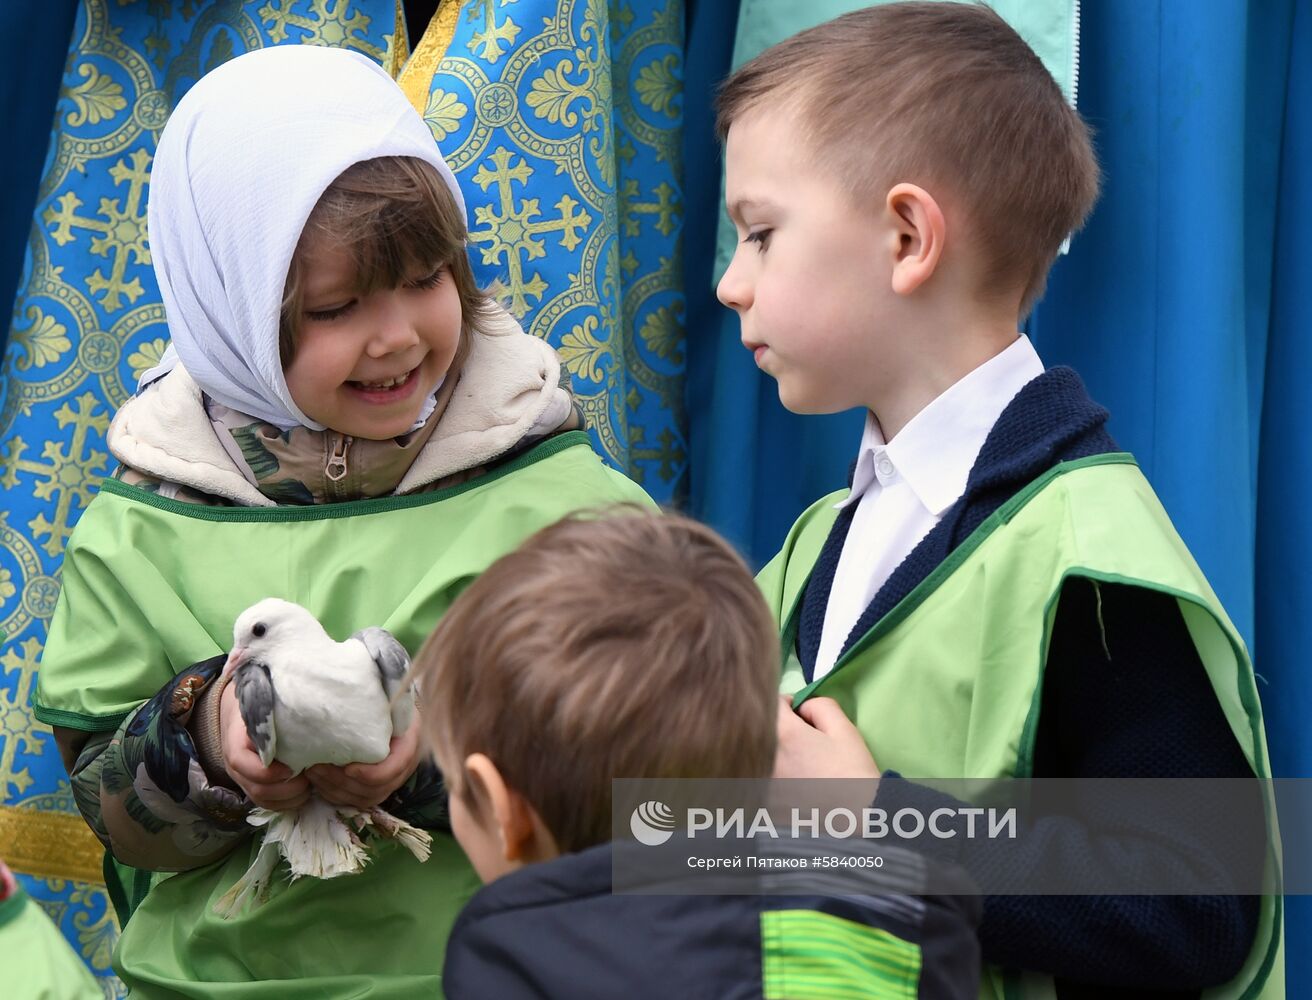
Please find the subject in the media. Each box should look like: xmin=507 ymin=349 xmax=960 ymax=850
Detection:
xmin=36 ymin=44 xmax=652 ymax=999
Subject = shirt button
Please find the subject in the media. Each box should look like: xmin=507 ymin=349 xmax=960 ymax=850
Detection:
xmin=876 ymin=458 xmax=895 ymax=478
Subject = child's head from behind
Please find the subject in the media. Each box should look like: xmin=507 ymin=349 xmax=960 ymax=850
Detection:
xmin=715 ymin=2 xmax=1099 ymax=415
xmin=412 ymin=509 xmax=780 ymax=882
xmin=147 ymin=45 xmax=490 ymax=438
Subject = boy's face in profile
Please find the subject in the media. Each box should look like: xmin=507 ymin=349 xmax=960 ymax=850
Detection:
xmin=717 ymin=107 xmax=896 ymax=415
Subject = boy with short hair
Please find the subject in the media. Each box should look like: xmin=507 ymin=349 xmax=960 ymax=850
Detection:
xmin=412 ymin=509 xmax=982 ymax=999
xmin=715 ymin=3 xmax=1280 ymax=998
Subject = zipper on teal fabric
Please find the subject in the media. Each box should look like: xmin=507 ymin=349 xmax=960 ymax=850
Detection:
xmin=1057 ymin=0 xmax=1082 ymax=256
xmin=1070 ymin=0 xmax=1081 ymax=107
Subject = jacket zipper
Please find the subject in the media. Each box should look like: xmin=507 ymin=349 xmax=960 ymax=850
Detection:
xmin=325 ymin=434 xmax=353 ymax=482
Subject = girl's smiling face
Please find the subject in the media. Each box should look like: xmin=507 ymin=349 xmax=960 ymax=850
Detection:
xmin=282 ymin=240 xmax=463 ymax=441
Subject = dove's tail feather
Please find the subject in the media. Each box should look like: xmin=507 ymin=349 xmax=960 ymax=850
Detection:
xmin=211 ymin=798 xmax=428 ymax=919
xmin=278 ymin=796 xmax=370 ymax=879
xmin=213 ymin=836 xmax=282 ymax=919
xmin=358 ymin=807 xmax=434 ymax=862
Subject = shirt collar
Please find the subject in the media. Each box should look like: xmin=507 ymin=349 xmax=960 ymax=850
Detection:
xmin=839 ymin=410 xmax=889 ymax=508
xmin=837 ymin=335 xmax=1044 ymax=515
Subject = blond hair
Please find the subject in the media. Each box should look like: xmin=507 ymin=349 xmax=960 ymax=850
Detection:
xmin=279 ymin=156 xmax=494 ymax=366
xmin=716 ymin=1 xmax=1100 ymax=315
xmin=412 ymin=508 xmax=781 ymax=853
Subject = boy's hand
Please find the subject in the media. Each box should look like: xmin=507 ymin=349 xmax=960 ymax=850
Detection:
xmin=220 ymin=682 xmax=312 ymax=811
xmin=774 ymin=696 xmax=880 ymax=781
xmin=305 ymin=715 xmax=423 ymax=811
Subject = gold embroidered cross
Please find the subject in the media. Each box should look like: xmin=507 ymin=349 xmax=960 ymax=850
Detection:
xmin=0 ymin=394 xmax=110 ymax=558
xmin=0 ymin=639 xmax=50 ymax=799
xmin=467 ymin=0 xmax=521 ymax=64
xmin=626 ymin=425 xmax=685 ymax=486
xmin=621 ymin=178 xmax=681 ymax=238
xmin=258 ymin=0 xmax=386 ymax=60
xmin=469 ymin=147 xmax=593 ymax=316
xmin=43 ymin=150 xmax=153 ymax=314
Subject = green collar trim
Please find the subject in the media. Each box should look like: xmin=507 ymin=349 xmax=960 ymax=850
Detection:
xmin=36 ymin=431 xmax=599 ymax=732
xmin=98 ymin=431 xmax=595 ymax=522
xmin=30 ymin=702 xmax=127 ymax=732
xmin=790 ymin=452 xmax=1138 ymax=704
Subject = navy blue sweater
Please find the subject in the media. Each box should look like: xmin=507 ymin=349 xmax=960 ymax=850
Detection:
xmin=795 ymin=368 xmax=1260 ymax=996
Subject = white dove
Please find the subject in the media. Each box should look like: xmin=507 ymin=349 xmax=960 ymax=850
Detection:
xmin=213 ymin=597 xmax=431 ymax=918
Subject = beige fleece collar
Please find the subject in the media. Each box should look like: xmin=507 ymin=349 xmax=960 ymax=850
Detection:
xmin=108 ymin=308 xmax=572 ymax=506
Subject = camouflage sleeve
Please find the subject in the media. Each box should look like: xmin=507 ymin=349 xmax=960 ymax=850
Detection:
xmin=114 ymin=465 xmax=227 ymax=505
xmin=59 ymin=655 xmax=254 ymax=872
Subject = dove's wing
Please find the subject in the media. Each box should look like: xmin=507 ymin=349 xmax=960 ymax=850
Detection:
xmin=234 ymin=662 xmax=277 ymax=768
xmin=352 ymin=627 xmax=413 ymax=736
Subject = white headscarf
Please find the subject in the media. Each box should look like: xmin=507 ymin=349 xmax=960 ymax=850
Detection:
xmin=142 ymin=45 xmax=465 ymax=430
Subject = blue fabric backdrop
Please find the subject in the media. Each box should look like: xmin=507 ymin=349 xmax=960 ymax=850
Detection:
xmin=1030 ymin=5 xmax=1310 ymax=979
xmin=685 ymin=1 xmax=1310 ymax=989
xmin=1252 ymin=0 xmax=1311 ymax=979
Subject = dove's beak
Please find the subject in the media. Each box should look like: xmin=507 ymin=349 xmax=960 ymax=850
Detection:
xmin=221 ymin=647 xmax=247 ymax=680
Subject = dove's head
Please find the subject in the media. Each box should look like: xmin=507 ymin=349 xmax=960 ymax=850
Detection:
xmin=223 ymin=598 xmax=324 ymax=679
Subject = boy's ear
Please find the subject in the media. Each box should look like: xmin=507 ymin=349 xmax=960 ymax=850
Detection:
xmin=885 ymin=183 xmax=946 ymax=296
xmin=464 ymin=753 xmax=558 ymax=864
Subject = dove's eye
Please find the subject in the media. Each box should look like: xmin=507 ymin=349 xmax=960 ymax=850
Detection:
xmin=252 ymin=623 xmax=267 ymax=638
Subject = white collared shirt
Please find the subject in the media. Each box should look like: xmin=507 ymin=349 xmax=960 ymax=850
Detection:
xmin=813 ymin=335 xmax=1045 ymax=679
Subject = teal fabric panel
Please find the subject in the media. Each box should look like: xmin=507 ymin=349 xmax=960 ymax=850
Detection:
xmin=731 ymin=0 xmax=1076 ymax=97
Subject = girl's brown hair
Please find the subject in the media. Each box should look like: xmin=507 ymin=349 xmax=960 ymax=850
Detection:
xmin=279 ymin=156 xmax=494 ymax=366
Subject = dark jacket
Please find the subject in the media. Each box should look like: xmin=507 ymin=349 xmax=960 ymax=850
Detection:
xmin=443 ymin=840 xmax=982 ymax=999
